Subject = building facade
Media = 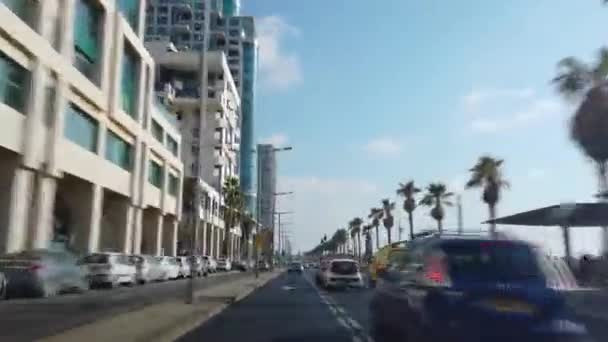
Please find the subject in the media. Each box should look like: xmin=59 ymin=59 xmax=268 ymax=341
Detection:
xmin=0 ymin=0 xmax=184 ymax=256
xmin=145 ymin=0 xmax=257 ymax=216
xmin=256 ymin=144 xmax=276 ymax=231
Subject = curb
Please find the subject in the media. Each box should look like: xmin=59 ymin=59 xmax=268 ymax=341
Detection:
xmin=148 ymin=271 xmax=283 ymax=342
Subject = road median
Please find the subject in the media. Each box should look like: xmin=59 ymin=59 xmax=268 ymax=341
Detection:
xmin=40 ymin=270 xmax=283 ymax=342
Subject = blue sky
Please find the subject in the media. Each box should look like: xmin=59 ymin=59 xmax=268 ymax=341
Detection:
xmin=241 ymin=0 xmax=608 ymax=254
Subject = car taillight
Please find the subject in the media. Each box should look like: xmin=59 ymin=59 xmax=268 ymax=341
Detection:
xmin=424 ymin=255 xmax=451 ymax=286
xmin=29 ymin=263 xmax=44 ymax=272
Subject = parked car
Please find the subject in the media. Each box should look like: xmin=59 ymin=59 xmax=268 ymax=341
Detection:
xmin=156 ymin=256 xmax=180 ymax=280
xmin=0 ymin=271 xmax=6 ymax=299
xmin=176 ymin=256 xmax=192 ymax=278
xmin=258 ymin=260 xmax=270 ymax=271
xmin=203 ymin=256 xmax=217 ymax=273
xmin=217 ymin=258 xmax=232 ymax=271
xmin=130 ymin=255 xmax=155 ymax=284
xmin=369 ymin=234 xmax=593 ymax=342
xmin=321 ymin=259 xmax=363 ymax=289
xmin=81 ymin=252 xmax=136 ymax=288
xmin=0 ymin=247 xmax=88 ymax=298
xmin=232 ymin=260 xmax=249 ymax=272
xmin=187 ymin=255 xmax=207 ymax=277
xmin=288 ymin=262 xmax=304 ymax=274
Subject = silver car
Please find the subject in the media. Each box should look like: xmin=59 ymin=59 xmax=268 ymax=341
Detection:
xmin=130 ymin=255 xmax=161 ymax=284
xmin=0 ymin=249 xmax=88 ymax=298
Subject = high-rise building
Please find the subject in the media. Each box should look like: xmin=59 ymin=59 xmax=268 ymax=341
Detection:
xmin=0 ymin=1 xmax=184 ymax=256
xmin=257 ymin=144 xmax=276 ymax=232
xmin=145 ymin=0 xmax=258 ymax=216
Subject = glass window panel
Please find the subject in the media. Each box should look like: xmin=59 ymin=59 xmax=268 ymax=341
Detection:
xmin=105 ymin=130 xmax=132 ymax=171
xmin=64 ymin=104 xmax=98 ymax=152
xmin=169 ymin=174 xmax=179 ymax=196
xmin=121 ymin=44 xmax=139 ymax=118
xmin=151 ymin=119 xmax=163 ymax=142
xmin=0 ymin=51 xmax=29 ymax=112
xmin=148 ymin=160 xmax=163 ymax=187
xmin=118 ymin=0 xmax=139 ymax=31
xmin=166 ymin=135 xmax=178 ymax=156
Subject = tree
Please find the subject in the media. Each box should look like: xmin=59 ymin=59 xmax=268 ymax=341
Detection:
xmin=420 ymin=183 xmax=454 ymax=232
xmin=553 ymin=48 xmax=608 ymax=192
xmin=352 ymin=217 xmax=363 ymax=260
xmin=368 ymin=207 xmax=383 ymax=250
xmin=222 ymin=177 xmax=243 ymax=258
xmin=381 ymin=199 xmax=395 ymax=244
xmin=466 ymin=156 xmax=509 ymax=235
xmin=362 ymin=224 xmax=373 ymax=260
xmin=337 ymin=228 xmax=348 ymax=253
xmin=396 ymin=181 xmax=421 ymax=240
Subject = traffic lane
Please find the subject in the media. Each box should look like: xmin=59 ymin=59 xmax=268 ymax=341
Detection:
xmin=0 ymin=271 xmax=249 ymax=342
xmin=304 ymin=270 xmax=373 ymax=334
xmin=179 ymin=271 xmax=355 ymax=342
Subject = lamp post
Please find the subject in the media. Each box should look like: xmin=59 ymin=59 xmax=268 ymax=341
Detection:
xmin=274 ymin=209 xmax=293 ymax=266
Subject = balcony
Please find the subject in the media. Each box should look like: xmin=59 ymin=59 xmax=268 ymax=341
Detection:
xmin=153 ymin=98 xmax=179 ymax=129
xmin=173 ymin=85 xmax=200 ymax=107
xmin=154 ymin=82 xmax=176 ymax=103
xmin=215 ymin=112 xmax=228 ymax=128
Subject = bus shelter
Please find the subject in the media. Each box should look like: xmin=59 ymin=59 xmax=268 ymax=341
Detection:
xmin=484 ymin=202 xmax=608 ymax=262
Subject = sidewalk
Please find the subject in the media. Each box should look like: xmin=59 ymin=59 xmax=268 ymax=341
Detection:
xmin=41 ymin=271 xmax=282 ymax=342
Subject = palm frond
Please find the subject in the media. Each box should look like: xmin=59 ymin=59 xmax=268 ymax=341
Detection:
xmin=552 ymin=57 xmax=592 ymax=99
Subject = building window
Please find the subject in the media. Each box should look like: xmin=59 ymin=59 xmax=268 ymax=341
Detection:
xmin=194 ymin=23 xmax=202 ymax=31
xmin=166 ymin=135 xmax=178 ymax=156
xmin=195 ymin=12 xmax=204 ymax=20
xmin=157 ymin=27 xmax=167 ymax=35
xmin=158 ymin=16 xmax=168 ymax=25
xmin=73 ymin=0 xmax=101 ymax=84
xmin=229 ymin=18 xmax=239 ymax=26
xmin=192 ymin=145 xmax=199 ymax=154
xmin=146 ymin=27 xmax=154 ymax=35
xmin=168 ymin=174 xmax=179 ymax=196
xmin=151 ymin=119 xmax=163 ymax=142
xmin=159 ymin=6 xmax=168 ymax=14
xmin=0 ymin=52 xmax=29 ymax=113
xmin=105 ymin=130 xmax=132 ymax=171
xmin=64 ymin=104 xmax=98 ymax=152
xmin=118 ymin=0 xmax=139 ymax=31
xmin=228 ymin=50 xmax=239 ymax=57
xmin=229 ymin=30 xmax=239 ymax=37
xmin=192 ymin=128 xmax=199 ymax=136
xmin=148 ymin=160 xmax=163 ymax=187
xmin=121 ymin=43 xmax=139 ymax=118
xmin=229 ymin=40 xmax=238 ymax=46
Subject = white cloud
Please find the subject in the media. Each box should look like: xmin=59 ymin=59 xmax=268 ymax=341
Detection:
xmin=469 ymin=98 xmax=563 ymax=133
xmin=462 ymin=87 xmax=535 ymax=113
xmin=278 ymin=176 xmax=380 ymax=251
xmin=260 ymin=133 xmax=289 ymax=146
xmin=257 ymin=16 xmax=302 ymax=91
xmin=363 ymin=137 xmax=402 ymax=158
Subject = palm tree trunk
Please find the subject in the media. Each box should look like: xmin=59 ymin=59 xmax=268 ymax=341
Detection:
xmin=437 ymin=219 xmax=443 ymax=232
xmin=598 ymin=162 xmax=608 ymax=255
xmin=489 ymin=204 xmax=497 ymax=237
xmin=386 ymin=227 xmax=392 ymax=244
xmin=408 ymin=212 xmax=414 ymax=240
xmin=375 ymin=225 xmax=380 ymax=249
xmin=357 ymin=232 xmax=362 ymax=262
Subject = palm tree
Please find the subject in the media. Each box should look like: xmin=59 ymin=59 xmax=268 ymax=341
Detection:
xmin=362 ymin=224 xmax=373 ymax=259
xmin=381 ymin=199 xmax=395 ymax=244
xmin=353 ymin=217 xmax=363 ymax=260
xmin=553 ymin=48 xmax=608 ymax=192
xmin=368 ymin=207 xmax=383 ymax=249
xmin=221 ymin=177 xmax=243 ymax=258
xmin=396 ymin=181 xmax=421 ymax=240
xmin=466 ymin=156 xmax=509 ymax=235
xmin=419 ymin=183 xmax=454 ymax=232
xmin=349 ymin=225 xmax=358 ymax=257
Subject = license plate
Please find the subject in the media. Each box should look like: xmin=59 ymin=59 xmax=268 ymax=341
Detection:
xmin=485 ymin=299 xmax=535 ymax=314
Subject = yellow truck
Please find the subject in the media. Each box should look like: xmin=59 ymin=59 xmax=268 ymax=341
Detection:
xmin=369 ymin=240 xmax=408 ymax=287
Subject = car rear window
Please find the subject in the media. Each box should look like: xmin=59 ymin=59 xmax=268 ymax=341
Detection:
xmin=440 ymin=241 xmax=544 ymax=282
xmin=82 ymin=254 xmax=109 ymax=264
xmin=331 ymin=261 xmax=358 ymax=275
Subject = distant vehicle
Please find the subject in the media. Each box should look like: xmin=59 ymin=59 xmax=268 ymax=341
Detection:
xmin=175 ymin=256 xmax=192 ymax=278
xmin=370 ymin=234 xmax=592 ymax=342
xmin=156 ymin=256 xmax=180 ymax=280
xmin=203 ymin=256 xmax=217 ymax=273
xmin=321 ymin=258 xmax=364 ymax=289
xmin=288 ymin=262 xmax=304 ymax=273
xmin=232 ymin=260 xmax=249 ymax=272
xmin=369 ymin=240 xmax=408 ymax=288
xmin=258 ymin=260 xmax=270 ymax=271
xmin=81 ymin=252 xmax=136 ymax=288
xmin=130 ymin=255 xmax=161 ymax=284
xmin=217 ymin=258 xmax=232 ymax=271
xmin=0 ymin=248 xmax=88 ymax=298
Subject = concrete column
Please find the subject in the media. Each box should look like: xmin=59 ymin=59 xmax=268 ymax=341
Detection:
xmin=154 ymin=213 xmax=163 ymax=256
xmin=87 ymin=184 xmax=104 ymax=253
xmin=209 ymin=225 xmax=215 ymax=258
xmin=216 ymin=228 xmax=221 ymax=258
xmin=70 ymin=183 xmax=103 ymax=253
xmin=29 ymin=176 xmax=58 ymax=249
xmin=2 ymin=168 xmax=36 ymax=253
xmin=21 ymin=61 xmax=47 ymax=169
xmin=170 ymin=218 xmax=178 ymax=256
xmin=131 ymin=207 xmax=143 ymax=254
xmin=121 ymin=204 xmax=134 ymax=254
xmin=200 ymin=219 xmax=208 ymax=256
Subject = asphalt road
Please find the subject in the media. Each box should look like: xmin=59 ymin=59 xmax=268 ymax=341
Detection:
xmin=179 ymin=269 xmax=374 ymax=342
xmin=0 ymin=271 xmax=249 ymax=342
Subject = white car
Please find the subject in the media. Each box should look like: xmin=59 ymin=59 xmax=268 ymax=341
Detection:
xmin=82 ymin=252 xmax=136 ymax=288
xmin=217 ymin=258 xmax=231 ymax=271
xmin=130 ymin=255 xmax=158 ymax=284
xmin=203 ymin=256 xmax=217 ymax=273
xmin=176 ymin=256 xmax=191 ymax=278
xmin=156 ymin=256 xmax=180 ymax=280
xmin=322 ymin=258 xmax=364 ymax=289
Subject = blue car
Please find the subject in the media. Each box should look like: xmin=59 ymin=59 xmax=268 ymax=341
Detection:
xmin=369 ymin=233 xmax=593 ymax=342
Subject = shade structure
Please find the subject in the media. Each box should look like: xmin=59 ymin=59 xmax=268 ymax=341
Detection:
xmin=485 ymin=203 xmax=608 ymax=227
